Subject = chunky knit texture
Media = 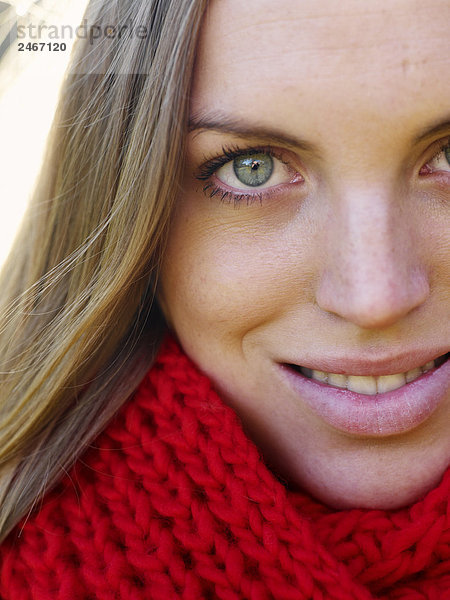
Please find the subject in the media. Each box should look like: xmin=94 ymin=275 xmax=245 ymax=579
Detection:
xmin=1 ymin=338 xmax=449 ymax=599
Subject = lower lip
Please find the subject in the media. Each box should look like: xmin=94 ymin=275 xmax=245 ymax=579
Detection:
xmin=280 ymin=358 xmax=450 ymax=436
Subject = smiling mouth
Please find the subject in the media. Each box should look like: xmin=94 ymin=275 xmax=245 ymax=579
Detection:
xmin=288 ymin=353 xmax=450 ymax=395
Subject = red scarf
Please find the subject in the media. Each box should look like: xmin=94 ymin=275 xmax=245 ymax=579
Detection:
xmin=1 ymin=338 xmax=449 ymax=599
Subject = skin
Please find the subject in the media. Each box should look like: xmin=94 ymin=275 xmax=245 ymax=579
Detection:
xmin=159 ymin=0 xmax=450 ymax=509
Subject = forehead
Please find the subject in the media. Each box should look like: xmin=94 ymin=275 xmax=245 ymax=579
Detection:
xmin=191 ymin=0 xmax=450 ymax=132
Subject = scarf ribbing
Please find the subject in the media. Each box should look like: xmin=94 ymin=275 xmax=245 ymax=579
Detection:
xmin=1 ymin=338 xmax=449 ymax=599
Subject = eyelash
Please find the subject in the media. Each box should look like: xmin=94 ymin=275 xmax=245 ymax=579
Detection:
xmin=196 ymin=145 xmax=292 ymax=206
xmin=196 ymin=139 xmax=450 ymax=206
xmin=421 ymin=139 xmax=450 ymax=175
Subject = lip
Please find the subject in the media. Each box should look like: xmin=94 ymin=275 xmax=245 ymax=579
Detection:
xmin=280 ymin=355 xmax=450 ymax=436
xmin=283 ymin=349 xmax=449 ymax=377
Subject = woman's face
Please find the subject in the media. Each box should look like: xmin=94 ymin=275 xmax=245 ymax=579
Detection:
xmin=159 ymin=0 xmax=450 ymax=509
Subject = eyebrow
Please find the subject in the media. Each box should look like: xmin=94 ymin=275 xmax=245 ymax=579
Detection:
xmin=188 ymin=112 xmax=450 ymax=149
xmin=188 ymin=112 xmax=318 ymax=153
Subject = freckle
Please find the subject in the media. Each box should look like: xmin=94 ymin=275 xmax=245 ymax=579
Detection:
xmin=401 ymin=58 xmax=410 ymax=73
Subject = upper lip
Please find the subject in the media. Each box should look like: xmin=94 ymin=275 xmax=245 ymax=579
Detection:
xmin=282 ymin=349 xmax=449 ymax=377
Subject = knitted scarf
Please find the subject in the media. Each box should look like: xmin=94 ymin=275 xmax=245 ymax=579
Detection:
xmin=1 ymin=338 xmax=449 ymax=600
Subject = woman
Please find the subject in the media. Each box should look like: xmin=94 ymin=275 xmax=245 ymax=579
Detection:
xmin=0 ymin=0 xmax=449 ymax=597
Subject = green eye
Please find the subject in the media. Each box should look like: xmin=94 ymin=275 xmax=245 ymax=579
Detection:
xmin=233 ymin=153 xmax=274 ymax=187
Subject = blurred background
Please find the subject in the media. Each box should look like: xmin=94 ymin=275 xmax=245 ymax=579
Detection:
xmin=0 ymin=0 xmax=88 ymax=268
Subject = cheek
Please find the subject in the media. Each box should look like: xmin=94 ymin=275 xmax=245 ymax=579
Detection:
xmin=160 ymin=227 xmax=281 ymax=335
xmin=158 ymin=199 xmax=316 ymax=341
xmin=418 ymin=205 xmax=450 ymax=290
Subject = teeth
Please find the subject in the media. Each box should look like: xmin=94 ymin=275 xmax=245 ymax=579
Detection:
xmin=312 ymin=370 xmax=327 ymax=383
xmin=346 ymin=375 xmax=377 ymax=395
xmin=300 ymin=359 xmax=436 ymax=394
xmin=376 ymin=373 xmax=406 ymax=394
xmin=405 ymin=367 xmax=422 ymax=383
xmin=327 ymin=373 xmax=347 ymax=388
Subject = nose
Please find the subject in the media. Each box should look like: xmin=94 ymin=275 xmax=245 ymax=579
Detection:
xmin=315 ymin=188 xmax=430 ymax=329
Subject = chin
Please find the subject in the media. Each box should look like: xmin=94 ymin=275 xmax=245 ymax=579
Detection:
xmin=262 ymin=432 xmax=450 ymax=512
xmin=299 ymin=462 xmax=449 ymax=511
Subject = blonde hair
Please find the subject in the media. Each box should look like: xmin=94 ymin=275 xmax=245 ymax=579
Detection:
xmin=0 ymin=0 xmax=207 ymax=541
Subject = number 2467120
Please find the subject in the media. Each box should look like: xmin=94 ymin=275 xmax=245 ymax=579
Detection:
xmin=18 ymin=42 xmax=67 ymax=51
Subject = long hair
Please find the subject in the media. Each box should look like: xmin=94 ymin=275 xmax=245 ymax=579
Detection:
xmin=0 ymin=0 xmax=207 ymax=541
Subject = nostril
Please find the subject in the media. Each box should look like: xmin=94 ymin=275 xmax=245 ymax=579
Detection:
xmin=316 ymin=275 xmax=430 ymax=330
